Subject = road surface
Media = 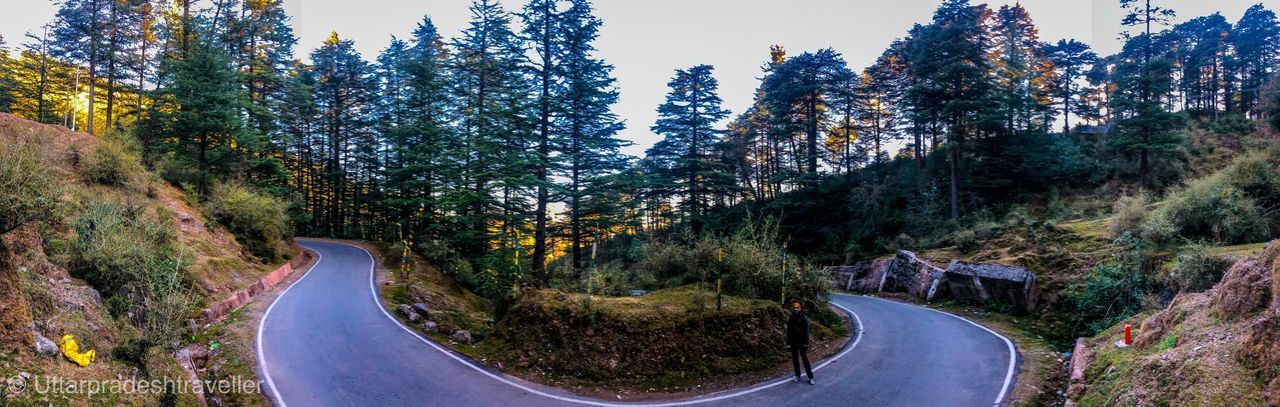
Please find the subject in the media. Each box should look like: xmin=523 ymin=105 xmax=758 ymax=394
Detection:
xmin=256 ymin=239 xmax=1017 ymax=407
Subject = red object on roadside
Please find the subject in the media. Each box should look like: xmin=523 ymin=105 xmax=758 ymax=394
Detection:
xmin=1124 ymin=324 xmax=1132 ymax=345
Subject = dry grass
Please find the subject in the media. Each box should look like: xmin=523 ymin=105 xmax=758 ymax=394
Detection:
xmin=0 ymin=113 xmax=287 ymax=405
xmin=1075 ymin=241 xmax=1279 ymax=406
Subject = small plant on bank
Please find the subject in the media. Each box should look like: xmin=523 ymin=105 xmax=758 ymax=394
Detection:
xmin=1168 ymin=244 xmax=1233 ymax=294
xmin=204 ymin=183 xmax=292 ymax=262
xmin=0 ymin=133 xmax=63 ymax=234
xmin=82 ymin=130 xmax=147 ymax=188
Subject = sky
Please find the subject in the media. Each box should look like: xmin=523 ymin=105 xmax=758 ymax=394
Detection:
xmin=3 ymin=0 xmax=1278 ymax=156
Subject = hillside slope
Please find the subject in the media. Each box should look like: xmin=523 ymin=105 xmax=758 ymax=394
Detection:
xmin=0 ymin=113 xmax=292 ymax=405
xmin=1069 ymin=241 xmax=1280 ymax=406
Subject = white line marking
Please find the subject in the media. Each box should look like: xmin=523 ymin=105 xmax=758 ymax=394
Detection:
xmin=342 ymin=241 xmax=865 ymax=406
xmin=859 ymin=295 xmax=1018 ymax=406
xmin=256 ymin=248 xmax=325 ymax=407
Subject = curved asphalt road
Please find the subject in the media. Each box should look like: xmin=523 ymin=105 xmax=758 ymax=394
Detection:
xmin=256 ymin=239 xmax=1017 ymax=407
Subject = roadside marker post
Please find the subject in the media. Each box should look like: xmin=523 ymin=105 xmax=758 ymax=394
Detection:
xmin=588 ymin=235 xmax=598 ymax=310
xmin=716 ymin=237 xmax=724 ymax=312
xmin=1116 ymin=324 xmax=1133 ymax=348
xmin=780 ymin=242 xmax=789 ymax=306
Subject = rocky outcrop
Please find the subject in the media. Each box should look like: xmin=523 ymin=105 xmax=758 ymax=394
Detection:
xmin=942 ymin=260 xmax=1038 ymax=314
xmin=825 ymin=258 xmax=890 ymax=292
xmin=879 ymin=250 xmax=945 ymax=299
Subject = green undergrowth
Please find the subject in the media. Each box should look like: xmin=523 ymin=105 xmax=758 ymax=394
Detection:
xmin=477 ymin=285 xmax=844 ymax=390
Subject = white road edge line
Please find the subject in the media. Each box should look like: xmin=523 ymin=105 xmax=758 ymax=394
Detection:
xmin=338 ymin=241 xmax=864 ymax=407
xmin=860 ymin=295 xmax=1018 ymax=406
xmin=256 ymin=247 xmax=326 ymax=407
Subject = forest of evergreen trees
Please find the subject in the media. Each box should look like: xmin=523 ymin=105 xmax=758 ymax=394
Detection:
xmin=1 ymin=0 xmax=1278 ymax=293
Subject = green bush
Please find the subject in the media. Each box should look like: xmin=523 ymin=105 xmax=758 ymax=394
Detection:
xmin=1169 ymin=244 xmax=1232 ymax=294
xmin=1224 ymin=149 xmax=1280 ymax=210
xmin=1065 ymin=258 xmax=1149 ymax=335
xmin=1137 ymin=206 xmax=1178 ymax=247
xmin=630 ymin=219 xmax=838 ymax=325
xmin=70 ymin=199 xmax=195 ymax=350
xmin=0 ymin=135 xmax=63 ymax=234
xmin=204 ymin=183 xmax=292 ymax=262
xmin=1109 ymin=193 xmax=1150 ymax=239
xmin=1165 ymin=174 xmax=1270 ymax=244
xmin=82 ymin=131 xmax=146 ymax=187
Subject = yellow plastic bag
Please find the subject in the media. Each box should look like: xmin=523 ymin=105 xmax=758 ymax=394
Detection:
xmin=58 ymin=334 xmax=95 ymax=367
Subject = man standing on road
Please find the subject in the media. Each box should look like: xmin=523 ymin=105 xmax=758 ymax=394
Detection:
xmin=786 ymin=301 xmax=815 ymax=385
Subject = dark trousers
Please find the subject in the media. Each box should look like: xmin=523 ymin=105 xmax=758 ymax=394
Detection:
xmin=791 ymin=346 xmax=813 ymax=378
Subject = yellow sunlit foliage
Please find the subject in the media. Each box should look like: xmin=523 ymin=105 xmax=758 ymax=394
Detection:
xmin=5 ymin=52 xmax=151 ymax=135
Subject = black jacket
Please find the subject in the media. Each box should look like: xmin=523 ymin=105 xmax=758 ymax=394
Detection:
xmin=786 ymin=311 xmax=810 ymax=348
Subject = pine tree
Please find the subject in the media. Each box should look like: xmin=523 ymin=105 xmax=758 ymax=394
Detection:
xmin=52 ymin=0 xmax=110 ymax=134
xmin=0 ymin=36 xmax=15 ymax=112
xmin=11 ymin=26 xmax=66 ymax=123
xmin=908 ymin=0 xmax=996 ymax=220
xmin=992 ymin=3 xmax=1045 ymax=133
xmin=648 ymin=65 xmax=730 ymax=233
xmin=1229 ymin=4 xmax=1280 ymax=115
xmin=1174 ymin=14 xmax=1231 ymax=118
xmin=559 ymin=0 xmax=626 ymax=270
xmin=1045 ymin=39 xmax=1099 ymax=133
xmin=1116 ymin=0 xmax=1183 ymax=190
xmin=519 ymin=0 xmax=565 ymax=284
xmin=449 ymin=0 xmax=532 ymax=265
xmin=379 ymin=16 xmax=454 ymax=246
xmin=278 ymin=60 xmax=321 ymax=234
xmin=311 ymin=31 xmax=373 ymax=235
xmin=164 ymin=40 xmax=244 ymax=198
xmin=761 ymin=48 xmax=847 ymax=181
xmin=856 ymin=54 xmax=904 ymax=167
xmin=825 ymin=65 xmax=859 ymax=174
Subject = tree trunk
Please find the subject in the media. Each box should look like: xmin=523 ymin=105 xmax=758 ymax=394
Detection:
xmin=532 ymin=3 xmax=553 ymax=285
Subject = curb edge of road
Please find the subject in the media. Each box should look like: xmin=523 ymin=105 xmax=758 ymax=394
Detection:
xmin=857 ymin=295 xmax=1019 ymax=407
xmin=256 ymin=245 xmax=327 ymax=407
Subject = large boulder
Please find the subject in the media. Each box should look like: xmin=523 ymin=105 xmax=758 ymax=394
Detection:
xmin=825 ymin=258 xmax=890 ymax=293
xmin=941 ymin=260 xmax=1038 ymax=314
xmin=878 ymin=250 xmax=944 ymax=299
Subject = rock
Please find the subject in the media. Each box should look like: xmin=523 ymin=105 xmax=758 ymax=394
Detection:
xmin=941 ymin=260 xmax=1038 ymax=314
xmin=32 ymin=331 xmax=57 ymax=356
xmin=423 ymin=321 xmax=439 ymax=333
xmin=825 ymin=258 xmax=891 ymax=293
xmin=396 ymin=304 xmax=421 ymax=322
xmin=451 ymin=330 xmax=473 ymax=344
xmin=175 ymin=345 xmax=210 ymax=371
xmin=412 ymin=303 xmax=430 ymax=315
xmin=878 ymin=251 xmax=944 ymax=300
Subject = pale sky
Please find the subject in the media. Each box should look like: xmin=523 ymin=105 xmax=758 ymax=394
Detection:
xmin=3 ymin=0 xmax=1277 ymax=156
